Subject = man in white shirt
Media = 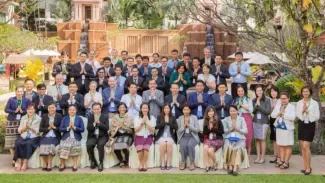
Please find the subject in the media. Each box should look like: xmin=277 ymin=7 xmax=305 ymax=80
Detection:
xmin=149 ymin=53 xmax=162 ymax=68
xmin=120 ymin=83 xmax=142 ymax=117
xmin=86 ymin=50 xmax=101 ymax=75
xmin=142 ymin=79 xmax=164 ymax=117
xmin=47 ymin=74 xmax=69 ymax=114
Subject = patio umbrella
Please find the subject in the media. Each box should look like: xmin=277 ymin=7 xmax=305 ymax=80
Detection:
xmin=245 ymin=53 xmax=275 ymax=65
xmin=227 ymin=52 xmax=257 ymax=60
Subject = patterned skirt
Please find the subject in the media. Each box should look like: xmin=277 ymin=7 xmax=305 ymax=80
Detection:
xmin=253 ymin=123 xmax=269 ymax=140
xmin=113 ymin=135 xmax=133 ymax=150
xmin=223 ymin=139 xmax=246 ymax=167
xmin=58 ymin=137 xmax=82 ymax=159
xmin=40 ymin=137 xmax=59 ymax=156
xmin=134 ymin=135 xmax=153 ymax=152
xmin=5 ymin=120 xmax=20 ymax=149
xmin=204 ymin=139 xmax=223 ymax=152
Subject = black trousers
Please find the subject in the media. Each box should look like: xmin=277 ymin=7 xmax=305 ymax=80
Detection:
xmin=231 ymin=82 xmax=248 ymax=100
xmin=86 ymin=136 xmax=108 ymax=163
xmin=114 ymin=149 xmax=129 ymax=164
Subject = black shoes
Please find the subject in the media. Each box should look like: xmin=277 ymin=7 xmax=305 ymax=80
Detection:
xmin=98 ymin=163 xmax=103 ymax=172
xmin=90 ymin=161 xmax=98 ymax=169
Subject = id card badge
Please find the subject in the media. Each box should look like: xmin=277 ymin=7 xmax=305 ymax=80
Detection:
xmin=110 ymin=101 xmax=115 ymax=108
xmin=239 ymin=111 xmax=242 ymax=117
xmin=82 ymin=75 xmax=85 ymax=84
xmin=56 ymin=101 xmax=61 ymax=110
xmin=180 ymin=85 xmax=184 ymax=91
xmin=209 ymin=133 xmax=213 ymax=140
xmin=197 ymin=105 xmax=203 ymax=117
xmin=192 ymin=78 xmax=196 ymax=84
xmin=95 ymin=128 xmax=99 ymax=135
xmin=63 ymin=74 xmax=67 ymax=81
xmin=82 ymin=75 xmax=85 ymax=80
xmin=144 ymin=131 xmax=148 ymax=138
xmin=304 ymin=117 xmax=309 ymax=124
xmin=16 ymin=114 xmax=21 ymax=120
xmin=26 ymin=131 xmax=31 ymax=139
xmin=257 ymin=113 xmax=262 ymax=120
xmin=172 ymin=106 xmax=176 ymax=116
xmin=236 ymin=74 xmax=241 ymax=79
xmin=38 ymin=111 xmax=42 ymax=117
xmin=185 ymin=128 xmax=190 ymax=133
xmin=221 ymin=108 xmax=225 ymax=118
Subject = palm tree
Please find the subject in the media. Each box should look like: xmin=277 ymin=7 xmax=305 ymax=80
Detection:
xmin=111 ymin=0 xmax=138 ymax=28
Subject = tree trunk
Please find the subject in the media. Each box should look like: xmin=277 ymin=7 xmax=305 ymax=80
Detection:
xmin=310 ymin=84 xmax=325 ymax=154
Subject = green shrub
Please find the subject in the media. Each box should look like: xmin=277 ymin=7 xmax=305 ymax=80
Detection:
xmin=0 ymin=114 xmax=6 ymax=153
xmin=275 ymin=74 xmax=300 ymax=102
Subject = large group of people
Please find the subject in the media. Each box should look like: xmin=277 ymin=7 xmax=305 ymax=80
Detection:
xmin=4 ymin=48 xmax=320 ymax=176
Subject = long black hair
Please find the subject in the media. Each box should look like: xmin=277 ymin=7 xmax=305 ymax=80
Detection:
xmin=160 ymin=104 xmax=173 ymax=122
xmin=139 ymin=103 xmax=151 ymax=120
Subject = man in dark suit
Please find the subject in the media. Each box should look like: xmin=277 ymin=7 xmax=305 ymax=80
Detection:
xmin=164 ymin=83 xmax=187 ymax=119
xmin=70 ymin=52 xmax=95 ymax=95
xmin=187 ymin=80 xmax=209 ymax=120
xmin=158 ymin=56 xmax=173 ymax=83
xmin=124 ymin=66 xmax=145 ymax=95
xmin=143 ymin=67 xmax=165 ymax=92
xmin=93 ymin=68 xmax=108 ymax=94
xmin=101 ymin=57 xmax=115 ymax=77
xmin=208 ymin=83 xmax=232 ymax=119
xmin=139 ymin=56 xmax=152 ymax=81
xmin=86 ymin=103 xmax=109 ymax=172
xmin=32 ymin=83 xmax=54 ymax=117
xmin=200 ymin=47 xmax=215 ymax=66
xmin=60 ymin=82 xmax=85 ymax=117
xmin=178 ymin=52 xmax=193 ymax=73
xmin=52 ymin=51 xmax=72 ymax=85
xmin=122 ymin=57 xmax=136 ymax=77
xmin=210 ymin=55 xmax=231 ymax=86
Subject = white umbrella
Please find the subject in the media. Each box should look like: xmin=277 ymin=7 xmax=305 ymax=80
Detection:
xmin=246 ymin=53 xmax=275 ymax=65
xmin=227 ymin=52 xmax=257 ymax=59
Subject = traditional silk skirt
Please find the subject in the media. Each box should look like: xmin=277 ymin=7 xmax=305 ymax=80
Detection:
xmin=113 ymin=135 xmax=133 ymax=150
xmin=223 ymin=139 xmax=247 ymax=167
xmin=40 ymin=137 xmax=59 ymax=156
xmin=204 ymin=139 xmax=223 ymax=152
xmin=241 ymin=113 xmax=253 ymax=148
xmin=13 ymin=136 xmax=40 ymax=161
xmin=58 ymin=137 xmax=82 ymax=159
xmin=5 ymin=120 xmax=20 ymax=149
xmin=253 ymin=123 xmax=269 ymax=140
xmin=134 ymin=135 xmax=153 ymax=152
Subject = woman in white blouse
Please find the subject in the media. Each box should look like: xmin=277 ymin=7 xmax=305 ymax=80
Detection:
xmin=134 ymin=103 xmax=156 ymax=172
xmin=271 ymin=92 xmax=296 ymax=170
xmin=198 ymin=64 xmax=216 ymax=95
xmin=84 ymin=81 xmax=103 ymax=117
xmin=296 ymin=86 xmax=320 ymax=175
xmin=14 ymin=104 xmax=41 ymax=171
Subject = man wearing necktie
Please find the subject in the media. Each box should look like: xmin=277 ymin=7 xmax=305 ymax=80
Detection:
xmin=210 ymin=55 xmax=230 ymax=92
xmin=32 ymin=84 xmax=54 ymax=117
xmin=124 ymin=67 xmax=144 ymax=95
xmin=188 ymin=80 xmax=209 ymax=120
xmin=102 ymin=77 xmax=124 ymax=118
xmin=200 ymin=47 xmax=215 ymax=67
xmin=101 ymin=57 xmax=115 ymax=77
xmin=86 ymin=50 xmax=101 ymax=76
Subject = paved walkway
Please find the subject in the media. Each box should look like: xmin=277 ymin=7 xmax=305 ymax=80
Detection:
xmin=0 ymin=154 xmax=324 ymax=175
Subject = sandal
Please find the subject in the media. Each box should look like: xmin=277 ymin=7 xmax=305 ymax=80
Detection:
xmin=166 ymin=166 xmax=171 ymax=170
xmin=59 ymin=165 xmax=65 ymax=172
xmin=205 ymin=166 xmax=210 ymax=172
xmin=269 ymin=156 xmax=278 ymax=163
xmin=119 ymin=162 xmax=125 ymax=168
xmin=160 ymin=166 xmax=166 ymax=170
xmin=227 ymin=169 xmax=233 ymax=174
xmin=275 ymin=161 xmax=284 ymax=168
xmin=21 ymin=163 xmax=27 ymax=171
xmin=280 ymin=162 xmax=289 ymax=169
xmin=213 ymin=164 xmax=218 ymax=171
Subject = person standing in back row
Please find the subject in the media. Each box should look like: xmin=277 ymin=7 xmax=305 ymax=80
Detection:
xmin=229 ymin=52 xmax=251 ymax=100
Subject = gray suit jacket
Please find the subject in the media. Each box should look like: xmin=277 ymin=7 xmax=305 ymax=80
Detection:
xmin=177 ymin=115 xmax=200 ymax=144
xmin=142 ymin=89 xmax=164 ymax=117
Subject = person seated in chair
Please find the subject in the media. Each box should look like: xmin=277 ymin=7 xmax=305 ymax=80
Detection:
xmin=86 ymin=103 xmax=109 ymax=172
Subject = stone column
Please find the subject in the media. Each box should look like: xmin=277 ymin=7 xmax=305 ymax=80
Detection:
xmin=96 ymin=4 xmax=99 ymax=21
xmin=92 ymin=4 xmax=95 ymax=21
xmin=78 ymin=4 xmax=82 ymax=20
xmin=74 ymin=4 xmax=78 ymax=20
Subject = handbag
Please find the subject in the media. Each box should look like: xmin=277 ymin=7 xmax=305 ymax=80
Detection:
xmin=276 ymin=117 xmax=287 ymax=130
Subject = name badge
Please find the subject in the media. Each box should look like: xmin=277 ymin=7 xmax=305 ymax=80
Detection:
xmin=304 ymin=117 xmax=309 ymax=124
xmin=144 ymin=131 xmax=148 ymax=138
xmin=38 ymin=111 xmax=42 ymax=117
xmin=257 ymin=113 xmax=262 ymax=120
xmin=239 ymin=112 xmax=242 ymax=117
xmin=82 ymin=75 xmax=85 ymax=84
xmin=56 ymin=102 xmax=61 ymax=110
xmin=172 ymin=106 xmax=176 ymax=116
xmin=209 ymin=133 xmax=214 ymax=140
xmin=16 ymin=114 xmax=21 ymax=120
xmin=221 ymin=108 xmax=225 ymax=118
xmin=185 ymin=128 xmax=190 ymax=133
xmin=236 ymin=74 xmax=241 ymax=79
xmin=180 ymin=85 xmax=184 ymax=91
xmin=63 ymin=74 xmax=67 ymax=81
xmin=26 ymin=131 xmax=31 ymax=139
xmin=192 ymin=78 xmax=196 ymax=84
xmin=95 ymin=128 xmax=99 ymax=135
xmin=110 ymin=101 xmax=115 ymax=108
xmin=82 ymin=75 xmax=85 ymax=80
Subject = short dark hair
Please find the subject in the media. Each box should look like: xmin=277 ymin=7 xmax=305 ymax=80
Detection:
xmin=139 ymin=103 xmax=151 ymax=120
xmin=218 ymin=82 xmax=227 ymax=87
xmin=127 ymin=57 xmax=134 ymax=61
xmin=114 ymin=66 xmax=122 ymax=70
xmin=121 ymin=50 xmax=128 ymax=55
xmin=151 ymin=67 xmax=158 ymax=72
xmin=176 ymin=62 xmax=187 ymax=72
xmin=280 ymin=91 xmax=290 ymax=99
xmin=201 ymin=63 xmax=210 ymax=70
xmin=129 ymin=83 xmax=138 ymax=88
xmin=235 ymin=52 xmax=243 ymax=56
xmin=171 ymin=49 xmax=178 ymax=53
xmin=181 ymin=103 xmax=191 ymax=111
xmin=195 ymin=80 xmax=205 ymax=86
xmin=131 ymin=66 xmax=138 ymax=71
xmin=229 ymin=105 xmax=238 ymax=111
xmin=102 ymin=57 xmax=111 ymax=62
xmin=148 ymin=79 xmax=157 ymax=84
xmin=61 ymin=51 xmax=68 ymax=56
xmin=192 ymin=56 xmax=200 ymax=62
xmin=68 ymin=104 xmax=78 ymax=111
xmin=97 ymin=68 xmax=105 ymax=74
xmin=300 ymin=86 xmax=313 ymax=98
xmin=69 ymin=82 xmax=78 ymax=87
xmin=27 ymin=103 xmax=36 ymax=110
xmin=117 ymin=102 xmax=128 ymax=114
xmin=153 ymin=53 xmax=160 ymax=57
xmin=92 ymin=102 xmax=102 ymax=109
xmin=161 ymin=56 xmax=168 ymax=60
xmin=215 ymin=54 xmax=222 ymax=58
xmin=36 ymin=83 xmax=46 ymax=90
xmin=142 ymin=56 xmax=149 ymax=61
xmin=47 ymin=101 xmax=56 ymax=108
xmin=135 ymin=54 xmax=142 ymax=59
xmin=182 ymin=52 xmax=191 ymax=58
xmin=24 ymin=79 xmax=34 ymax=84
xmin=79 ymin=51 xmax=88 ymax=56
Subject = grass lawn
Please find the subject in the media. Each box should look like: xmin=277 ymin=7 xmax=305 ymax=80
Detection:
xmin=0 ymin=174 xmax=324 ymax=183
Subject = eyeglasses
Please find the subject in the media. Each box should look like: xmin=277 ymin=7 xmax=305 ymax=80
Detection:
xmin=98 ymin=72 xmax=104 ymax=74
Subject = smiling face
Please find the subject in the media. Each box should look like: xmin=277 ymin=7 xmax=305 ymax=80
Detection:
xmin=89 ymin=83 xmax=97 ymax=92
xmin=207 ymin=109 xmax=215 ymax=118
xmin=202 ymin=65 xmax=210 ymax=74
xmin=255 ymin=87 xmax=263 ymax=98
xmin=235 ymin=54 xmax=243 ymax=62
xmin=195 ymin=82 xmax=204 ymax=93
xmin=24 ymin=80 xmax=34 ymax=91
xmin=115 ymin=67 xmax=122 ymax=76
xmin=172 ymin=51 xmax=178 ymax=60
xmin=141 ymin=104 xmax=149 ymax=115
xmin=237 ymin=87 xmax=245 ymax=97
xmin=142 ymin=58 xmax=149 ymax=66
xmin=302 ymin=88 xmax=311 ymax=99
xmin=97 ymin=69 xmax=105 ymax=78
xmin=131 ymin=68 xmax=138 ymax=77
xmin=27 ymin=105 xmax=35 ymax=116
xmin=128 ymin=84 xmax=137 ymax=94
xmin=229 ymin=107 xmax=238 ymax=117
xmin=103 ymin=60 xmax=111 ymax=68
xmin=280 ymin=94 xmax=289 ymax=105
xmin=182 ymin=106 xmax=191 ymax=116
xmin=163 ymin=105 xmax=170 ymax=115
xmin=148 ymin=80 xmax=157 ymax=90
xmin=121 ymin=51 xmax=128 ymax=60
xmin=161 ymin=58 xmax=168 ymax=67
xmin=153 ymin=54 xmax=159 ymax=62
xmin=92 ymin=104 xmax=101 ymax=115
xmin=79 ymin=53 xmax=87 ymax=63
xmin=48 ymin=104 xmax=56 ymax=115
xmin=151 ymin=68 xmax=158 ymax=77
xmin=108 ymin=77 xmax=116 ymax=88
xmin=55 ymin=75 xmax=64 ymax=85
xmin=68 ymin=106 xmax=77 ymax=116
xmin=177 ymin=66 xmax=185 ymax=74
xmin=271 ymin=89 xmax=278 ymax=99
xmin=204 ymin=49 xmax=211 ymax=58
xmin=89 ymin=51 xmax=96 ymax=60
xmin=111 ymin=49 xmax=118 ymax=58
xmin=215 ymin=56 xmax=222 ymax=65
xmin=118 ymin=104 xmax=127 ymax=115
xmin=193 ymin=59 xmax=200 ymax=68
xmin=37 ymin=87 xmax=46 ymax=96
xmin=16 ymin=87 xmax=24 ymax=98
xmin=68 ymin=83 xmax=78 ymax=94
xmin=127 ymin=58 xmax=134 ymax=67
